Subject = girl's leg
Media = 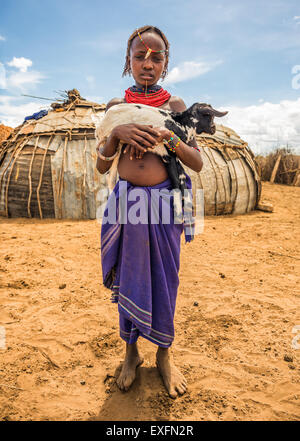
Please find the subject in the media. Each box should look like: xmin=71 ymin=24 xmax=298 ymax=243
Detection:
xmin=156 ymin=346 xmax=187 ymax=398
xmin=116 ymin=341 xmax=144 ymax=391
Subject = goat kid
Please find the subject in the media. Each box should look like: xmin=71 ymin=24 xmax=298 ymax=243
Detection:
xmin=95 ymin=102 xmax=227 ymax=217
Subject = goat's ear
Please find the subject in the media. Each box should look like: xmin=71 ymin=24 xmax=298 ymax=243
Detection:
xmin=210 ymin=108 xmax=228 ymax=117
xmin=203 ymin=106 xmax=228 ymax=118
xmin=193 ymin=103 xmax=228 ymax=118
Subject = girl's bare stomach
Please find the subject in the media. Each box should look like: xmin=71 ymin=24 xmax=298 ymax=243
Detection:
xmin=117 ymin=144 xmax=168 ymax=186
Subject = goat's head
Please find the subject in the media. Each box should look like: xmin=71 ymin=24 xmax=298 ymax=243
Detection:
xmin=190 ymin=103 xmax=228 ymax=135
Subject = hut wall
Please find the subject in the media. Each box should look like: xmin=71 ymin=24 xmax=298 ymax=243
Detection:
xmin=184 ymin=145 xmax=258 ymax=216
xmin=0 ymin=143 xmax=55 ymax=218
xmin=50 ymin=136 xmax=106 ymax=219
xmin=0 ymin=134 xmax=107 ymax=219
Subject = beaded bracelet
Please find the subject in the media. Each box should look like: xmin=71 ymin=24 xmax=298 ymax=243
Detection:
xmin=163 ymin=131 xmax=181 ymax=152
xmin=96 ymin=146 xmax=119 ymax=161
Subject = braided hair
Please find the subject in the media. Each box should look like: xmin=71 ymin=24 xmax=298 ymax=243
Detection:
xmin=122 ymin=25 xmax=170 ymax=80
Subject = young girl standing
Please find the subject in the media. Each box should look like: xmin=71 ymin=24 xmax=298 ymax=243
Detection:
xmin=96 ymin=25 xmax=203 ymax=398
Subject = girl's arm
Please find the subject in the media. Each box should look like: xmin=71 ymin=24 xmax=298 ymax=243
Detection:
xmin=96 ymin=98 xmax=160 ymax=175
xmin=158 ymin=96 xmax=203 ymax=173
xmin=96 ymin=130 xmax=120 ymax=175
xmin=170 ymin=131 xmax=203 ymax=173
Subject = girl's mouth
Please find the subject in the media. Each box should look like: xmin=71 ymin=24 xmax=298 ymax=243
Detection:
xmin=140 ymin=74 xmax=154 ymax=79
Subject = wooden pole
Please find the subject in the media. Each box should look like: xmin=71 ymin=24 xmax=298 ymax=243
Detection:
xmin=270 ymin=154 xmax=281 ymax=184
xmin=292 ymin=170 xmax=300 ymax=186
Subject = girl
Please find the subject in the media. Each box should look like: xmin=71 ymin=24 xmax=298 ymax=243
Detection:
xmin=96 ymin=25 xmax=203 ymax=398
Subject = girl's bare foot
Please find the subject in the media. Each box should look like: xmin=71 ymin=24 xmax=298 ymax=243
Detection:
xmin=156 ymin=347 xmax=187 ymax=398
xmin=117 ymin=342 xmax=144 ymax=391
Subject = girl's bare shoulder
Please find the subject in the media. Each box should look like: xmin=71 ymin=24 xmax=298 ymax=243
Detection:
xmin=161 ymin=95 xmax=187 ymax=112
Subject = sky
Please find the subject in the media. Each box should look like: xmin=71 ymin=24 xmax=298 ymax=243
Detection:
xmin=0 ymin=0 xmax=300 ymax=155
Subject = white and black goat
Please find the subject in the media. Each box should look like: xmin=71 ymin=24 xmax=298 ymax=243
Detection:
xmin=95 ymin=102 xmax=227 ymax=214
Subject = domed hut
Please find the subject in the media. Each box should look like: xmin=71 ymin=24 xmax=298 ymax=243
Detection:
xmin=190 ymin=125 xmax=261 ymax=215
xmin=0 ymin=90 xmax=107 ymax=219
xmin=0 ymin=90 xmax=261 ymax=219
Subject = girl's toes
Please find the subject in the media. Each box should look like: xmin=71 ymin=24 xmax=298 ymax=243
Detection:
xmin=176 ymin=385 xmax=185 ymax=395
xmin=169 ymin=387 xmax=178 ymax=399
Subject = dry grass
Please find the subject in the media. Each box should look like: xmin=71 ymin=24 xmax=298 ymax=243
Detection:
xmin=0 ymin=125 xmax=13 ymax=145
xmin=256 ymin=147 xmax=300 ymax=185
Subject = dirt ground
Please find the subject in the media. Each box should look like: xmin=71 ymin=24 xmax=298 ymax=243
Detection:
xmin=0 ymin=181 xmax=299 ymax=421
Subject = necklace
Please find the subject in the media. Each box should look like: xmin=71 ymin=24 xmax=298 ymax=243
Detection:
xmin=124 ymin=83 xmax=171 ymax=107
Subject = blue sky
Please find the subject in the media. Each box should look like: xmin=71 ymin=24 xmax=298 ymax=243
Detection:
xmin=1 ymin=0 xmax=300 ymax=154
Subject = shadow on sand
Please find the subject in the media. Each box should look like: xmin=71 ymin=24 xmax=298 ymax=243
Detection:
xmin=90 ymin=363 xmax=176 ymax=421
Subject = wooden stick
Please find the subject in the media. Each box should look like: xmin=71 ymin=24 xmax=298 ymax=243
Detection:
xmin=270 ymin=154 xmax=281 ymax=183
xmin=27 ymin=135 xmax=40 ymax=217
xmin=292 ymin=170 xmax=300 ymax=186
xmin=269 ymin=251 xmax=300 ymax=260
xmin=36 ymin=135 xmax=53 ymax=219
xmin=238 ymin=152 xmax=251 ymax=212
xmin=24 ymin=344 xmax=60 ymax=369
xmin=4 ymin=137 xmax=32 ymax=217
xmin=57 ymin=136 xmax=68 ymax=217
xmin=82 ymin=133 xmax=87 ymax=217
xmin=278 ymin=167 xmax=300 ymax=175
xmin=0 ymin=138 xmax=24 ymax=192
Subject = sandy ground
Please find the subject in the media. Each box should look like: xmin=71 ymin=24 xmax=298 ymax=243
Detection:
xmin=0 ymin=181 xmax=299 ymax=421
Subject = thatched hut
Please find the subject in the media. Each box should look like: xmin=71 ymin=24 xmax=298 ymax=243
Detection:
xmin=0 ymin=90 xmax=107 ymax=218
xmin=191 ymin=126 xmax=261 ymax=215
xmin=0 ymin=90 xmax=261 ymax=219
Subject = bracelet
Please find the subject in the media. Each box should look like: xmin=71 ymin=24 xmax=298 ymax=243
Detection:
xmin=163 ymin=131 xmax=181 ymax=152
xmin=191 ymin=145 xmax=201 ymax=152
xmin=96 ymin=146 xmax=119 ymax=161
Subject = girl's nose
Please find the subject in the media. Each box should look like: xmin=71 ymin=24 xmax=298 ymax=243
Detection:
xmin=142 ymin=58 xmax=154 ymax=69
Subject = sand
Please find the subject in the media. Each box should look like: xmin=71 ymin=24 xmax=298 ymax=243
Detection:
xmin=0 ymin=181 xmax=299 ymax=421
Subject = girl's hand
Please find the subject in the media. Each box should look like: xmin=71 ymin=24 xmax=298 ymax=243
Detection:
xmin=113 ymin=124 xmax=160 ymax=155
xmin=123 ymin=144 xmax=144 ymax=160
xmin=149 ymin=127 xmax=172 ymax=145
xmin=124 ymin=127 xmax=172 ymax=160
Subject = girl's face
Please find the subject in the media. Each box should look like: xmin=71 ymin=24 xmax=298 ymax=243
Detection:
xmin=128 ymin=32 xmax=167 ymax=88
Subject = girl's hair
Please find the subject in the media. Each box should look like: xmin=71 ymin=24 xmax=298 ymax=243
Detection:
xmin=122 ymin=25 xmax=170 ymax=80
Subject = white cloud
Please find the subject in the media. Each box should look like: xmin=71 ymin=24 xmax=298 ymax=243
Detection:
xmin=7 ymin=56 xmax=33 ymax=73
xmin=0 ymin=58 xmax=45 ymax=92
xmin=219 ymin=98 xmax=300 ymax=155
xmin=0 ymin=95 xmax=47 ymax=127
xmin=0 ymin=35 xmax=5 ymax=41
xmin=8 ymin=70 xmax=44 ymax=90
xmin=0 ymin=63 xmax=7 ymax=89
xmin=162 ymin=60 xmax=222 ymax=85
xmin=294 ymin=16 xmax=300 ymax=25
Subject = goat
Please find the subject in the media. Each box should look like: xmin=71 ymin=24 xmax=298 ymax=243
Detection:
xmin=95 ymin=102 xmax=227 ymax=214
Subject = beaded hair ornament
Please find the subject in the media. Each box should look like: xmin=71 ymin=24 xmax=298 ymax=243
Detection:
xmin=137 ymin=31 xmax=169 ymax=59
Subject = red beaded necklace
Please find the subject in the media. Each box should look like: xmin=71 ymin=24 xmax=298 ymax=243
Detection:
xmin=125 ymin=84 xmax=171 ymax=107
